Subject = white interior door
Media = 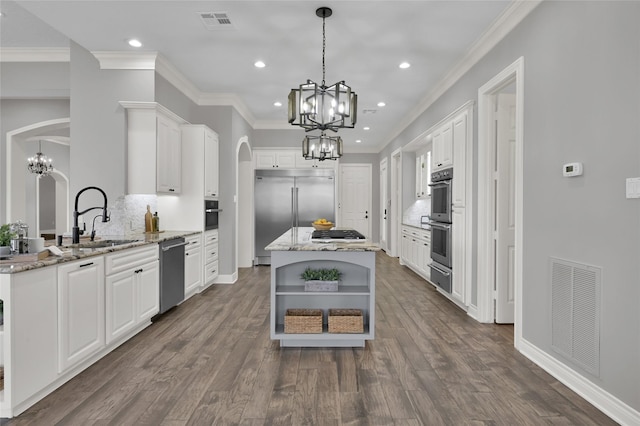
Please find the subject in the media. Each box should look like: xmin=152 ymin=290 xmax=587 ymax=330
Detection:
xmin=390 ymin=149 xmax=402 ymax=257
xmin=495 ymin=93 xmax=516 ymax=324
xmin=379 ymin=158 xmax=388 ymax=250
xmin=339 ymin=164 xmax=372 ymax=238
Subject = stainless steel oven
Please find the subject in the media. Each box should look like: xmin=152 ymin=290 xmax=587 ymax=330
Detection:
xmin=429 ymin=221 xmax=452 ymax=268
xmin=429 ymin=168 xmax=453 ymax=223
xmin=205 ymin=200 xmax=221 ymax=230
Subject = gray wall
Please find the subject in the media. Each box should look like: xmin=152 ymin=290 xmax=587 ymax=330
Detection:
xmin=379 ymin=0 xmax=640 ymax=411
xmin=69 ymin=41 xmax=155 ymax=209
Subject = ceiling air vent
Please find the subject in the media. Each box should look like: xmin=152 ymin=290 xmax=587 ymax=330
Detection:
xmin=198 ymin=12 xmax=234 ymax=30
xmin=362 ymin=109 xmax=378 ymax=115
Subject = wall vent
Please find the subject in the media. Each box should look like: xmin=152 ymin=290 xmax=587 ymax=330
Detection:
xmin=550 ymin=257 xmax=601 ymax=376
xmin=198 ymin=12 xmax=234 ymax=30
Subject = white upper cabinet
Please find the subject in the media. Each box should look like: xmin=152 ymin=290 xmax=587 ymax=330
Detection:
xmin=156 ymin=112 xmax=182 ymax=194
xmin=432 ymin=122 xmax=453 ymax=171
xmin=452 ymin=111 xmax=468 ymax=207
xmin=415 ymin=151 xmax=431 ymax=199
xmin=121 ymin=102 xmax=187 ymax=195
xmin=255 ymin=149 xmax=297 ymax=168
xmin=204 ymin=129 xmax=219 ymax=198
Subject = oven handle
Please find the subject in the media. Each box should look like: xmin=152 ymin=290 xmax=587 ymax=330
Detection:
xmin=205 ymin=209 xmax=223 ymax=213
xmin=428 ymin=180 xmax=451 ymax=187
xmin=429 ymin=263 xmax=451 ymax=276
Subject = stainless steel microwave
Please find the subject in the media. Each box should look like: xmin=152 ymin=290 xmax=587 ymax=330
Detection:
xmin=205 ymin=200 xmax=220 ymax=230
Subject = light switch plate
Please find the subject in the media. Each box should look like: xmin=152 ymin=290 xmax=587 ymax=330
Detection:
xmin=626 ymin=177 xmax=640 ymax=199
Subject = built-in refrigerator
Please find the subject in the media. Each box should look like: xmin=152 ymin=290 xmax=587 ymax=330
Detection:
xmin=254 ymin=168 xmax=335 ymax=265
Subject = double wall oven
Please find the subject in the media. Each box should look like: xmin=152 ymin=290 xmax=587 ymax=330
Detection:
xmin=428 ymin=168 xmax=453 ymax=293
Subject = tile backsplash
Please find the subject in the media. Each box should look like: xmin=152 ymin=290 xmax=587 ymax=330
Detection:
xmin=92 ymin=194 xmax=157 ymax=236
xmin=403 ymin=199 xmax=431 ymax=227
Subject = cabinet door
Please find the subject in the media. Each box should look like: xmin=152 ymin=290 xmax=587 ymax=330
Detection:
xmin=409 ymin=237 xmax=419 ymax=267
xmin=105 ymin=269 xmax=137 ymax=345
xmin=204 ymin=129 xmax=219 ymax=197
xmin=137 ymin=260 xmax=159 ymax=321
xmin=255 ymin=151 xmax=277 ymax=168
xmin=185 ymin=245 xmax=203 ymax=296
xmin=276 ymin=151 xmax=296 ymax=168
xmin=10 ymin=268 xmax=58 ymax=407
xmin=58 ymin=257 xmax=105 ymax=373
xmin=156 ymin=114 xmax=182 ymax=193
xmin=419 ymin=239 xmax=431 ymax=278
xmin=452 ymin=112 xmax=467 ymax=206
xmin=401 ymin=234 xmax=410 ymax=264
xmin=451 ymin=208 xmax=465 ymax=304
xmin=421 ymin=151 xmax=431 ymax=197
xmin=432 ymin=122 xmax=453 ymax=170
xmin=415 ymin=156 xmax=423 ymax=198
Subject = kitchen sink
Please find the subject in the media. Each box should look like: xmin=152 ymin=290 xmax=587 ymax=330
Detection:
xmin=63 ymin=239 xmax=141 ymax=249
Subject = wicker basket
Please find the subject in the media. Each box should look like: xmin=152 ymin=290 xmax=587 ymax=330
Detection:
xmin=328 ymin=309 xmax=364 ymax=334
xmin=284 ymin=308 xmax=323 ymax=334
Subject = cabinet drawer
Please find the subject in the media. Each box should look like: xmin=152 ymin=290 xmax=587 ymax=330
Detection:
xmin=204 ymin=261 xmax=219 ymax=282
xmin=204 ymin=231 xmax=218 ymax=245
xmin=205 ymin=243 xmax=219 ymax=264
xmin=185 ymin=234 xmax=202 ymax=251
xmin=105 ymin=245 xmax=158 ymax=276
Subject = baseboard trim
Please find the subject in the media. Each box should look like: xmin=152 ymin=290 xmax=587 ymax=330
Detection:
xmin=519 ymin=338 xmax=640 ymax=426
xmin=213 ymin=271 xmax=238 ymax=285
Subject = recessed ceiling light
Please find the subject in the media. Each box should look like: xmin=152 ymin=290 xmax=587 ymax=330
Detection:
xmin=128 ymin=39 xmax=142 ymax=48
xmin=355 ymin=139 xmax=362 ymax=143
xmin=377 ymin=102 xmax=386 ymax=107
xmin=399 ymin=62 xmax=411 ymax=69
xmin=254 ymin=60 xmax=266 ymax=68
xmin=273 ymin=101 xmax=282 ymax=107
xmin=363 ymin=127 xmax=370 ymax=131
xmin=0 ymin=12 xmax=5 ymax=17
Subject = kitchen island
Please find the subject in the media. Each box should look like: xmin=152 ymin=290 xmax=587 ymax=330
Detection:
xmin=265 ymin=227 xmax=380 ymax=347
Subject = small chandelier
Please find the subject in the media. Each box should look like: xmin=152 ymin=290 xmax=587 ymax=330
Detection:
xmin=27 ymin=140 xmax=53 ymax=176
xmin=302 ymin=132 xmax=343 ymax=161
xmin=288 ymin=7 xmax=358 ymax=133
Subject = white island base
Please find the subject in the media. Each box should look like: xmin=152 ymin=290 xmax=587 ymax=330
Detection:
xmin=267 ymin=228 xmax=379 ymax=348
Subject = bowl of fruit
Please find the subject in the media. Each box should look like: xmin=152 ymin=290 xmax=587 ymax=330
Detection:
xmin=312 ymin=218 xmax=333 ymax=231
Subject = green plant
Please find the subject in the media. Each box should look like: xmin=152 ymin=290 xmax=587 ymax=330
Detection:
xmin=301 ymin=267 xmax=342 ymax=281
xmin=0 ymin=224 xmax=16 ymax=247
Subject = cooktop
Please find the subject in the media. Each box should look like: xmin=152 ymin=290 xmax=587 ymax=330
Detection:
xmin=311 ymin=229 xmax=366 ymax=241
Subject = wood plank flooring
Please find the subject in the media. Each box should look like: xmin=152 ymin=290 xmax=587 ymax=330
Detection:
xmin=5 ymin=252 xmax=617 ymax=425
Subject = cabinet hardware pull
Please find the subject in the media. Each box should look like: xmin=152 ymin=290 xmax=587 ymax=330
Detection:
xmin=134 ymin=268 xmax=143 ymax=273
xmin=79 ymin=262 xmax=94 ymax=268
xmin=169 ymin=188 xmax=175 ymax=192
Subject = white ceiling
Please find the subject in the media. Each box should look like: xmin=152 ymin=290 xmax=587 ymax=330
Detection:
xmin=1 ymin=1 xmax=513 ymax=152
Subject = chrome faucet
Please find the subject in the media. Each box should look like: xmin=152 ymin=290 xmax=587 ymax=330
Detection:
xmin=72 ymin=186 xmax=110 ymax=244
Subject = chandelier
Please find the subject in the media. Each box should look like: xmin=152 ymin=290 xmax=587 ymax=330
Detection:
xmin=302 ymin=132 xmax=343 ymax=161
xmin=27 ymin=140 xmax=53 ymax=176
xmin=288 ymin=7 xmax=358 ymax=134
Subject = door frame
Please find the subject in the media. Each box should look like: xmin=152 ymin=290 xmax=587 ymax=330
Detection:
xmin=389 ymin=148 xmax=402 ymax=257
xmin=235 ymin=136 xmax=253 ymax=272
xmin=338 ymin=163 xmax=372 ymax=239
xmin=379 ymin=157 xmax=388 ymax=251
xmin=477 ymin=57 xmax=524 ymax=348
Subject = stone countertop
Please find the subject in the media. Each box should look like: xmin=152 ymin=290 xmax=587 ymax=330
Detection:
xmin=0 ymin=230 xmax=201 ymax=274
xmin=402 ymin=222 xmax=431 ymax=231
xmin=265 ymin=227 xmax=380 ymax=252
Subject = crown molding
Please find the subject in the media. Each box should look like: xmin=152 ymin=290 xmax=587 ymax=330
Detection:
xmin=377 ymin=0 xmax=543 ymax=153
xmin=0 ymin=47 xmax=70 ymax=62
xmin=154 ymin=54 xmax=201 ymax=105
xmin=91 ymin=51 xmax=158 ymax=69
xmin=197 ymin=92 xmax=256 ymax=126
xmin=252 ymin=119 xmax=291 ymax=130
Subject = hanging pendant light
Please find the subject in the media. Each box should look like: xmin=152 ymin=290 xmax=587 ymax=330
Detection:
xmin=288 ymin=7 xmax=358 ymax=134
xmin=27 ymin=140 xmax=53 ymax=176
xmin=302 ymin=131 xmax=343 ymax=161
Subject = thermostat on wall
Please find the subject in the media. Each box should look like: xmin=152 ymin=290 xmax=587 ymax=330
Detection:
xmin=563 ymin=162 xmax=583 ymax=177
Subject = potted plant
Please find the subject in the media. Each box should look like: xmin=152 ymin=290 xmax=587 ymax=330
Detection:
xmin=301 ymin=266 xmax=342 ymax=292
xmin=0 ymin=224 xmax=15 ymax=256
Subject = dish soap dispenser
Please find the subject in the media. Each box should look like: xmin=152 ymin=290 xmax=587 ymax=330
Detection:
xmin=145 ymin=205 xmax=153 ymax=233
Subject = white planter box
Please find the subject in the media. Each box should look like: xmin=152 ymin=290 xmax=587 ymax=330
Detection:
xmin=304 ymin=280 xmax=338 ymax=292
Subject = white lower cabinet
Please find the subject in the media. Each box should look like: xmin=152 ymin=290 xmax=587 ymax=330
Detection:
xmin=105 ymin=245 xmax=159 ymax=345
xmin=451 ymin=207 xmax=466 ymax=305
xmin=203 ymin=229 xmax=219 ymax=288
xmin=185 ymin=234 xmax=203 ymax=298
xmin=57 ymin=257 xmax=106 ymax=373
xmin=400 ymin=225 xmax=431 ymax=280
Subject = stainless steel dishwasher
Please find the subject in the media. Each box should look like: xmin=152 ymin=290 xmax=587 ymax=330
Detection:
xmin=158 ymin=237 xmax=187 ymax=314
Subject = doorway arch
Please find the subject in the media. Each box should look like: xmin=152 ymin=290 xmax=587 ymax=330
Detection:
xmin=235 ymin=136 xmax=253 ymax=271
xmin=6 ymin=118 xmax=71 ymax=236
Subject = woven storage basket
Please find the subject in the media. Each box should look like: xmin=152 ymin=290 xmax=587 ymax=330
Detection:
xmin=328 ymin=309 xmax=364 ymax=333
xmin=284 ymin=308 xmax=323 ymax=334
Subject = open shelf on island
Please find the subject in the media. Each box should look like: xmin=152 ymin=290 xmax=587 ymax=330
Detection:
xmin=275 ymin=285 xmax=370 ymax=295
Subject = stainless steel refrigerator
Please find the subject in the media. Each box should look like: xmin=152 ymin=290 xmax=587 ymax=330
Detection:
xmin=254 ymin=168 xmax=335 ymax=265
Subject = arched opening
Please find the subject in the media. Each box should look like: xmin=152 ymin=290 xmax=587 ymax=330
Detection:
xmin=235 ymin=136 xmax=253 ymax=269
xmin=6 ymin=118 xmax=70 ymax=238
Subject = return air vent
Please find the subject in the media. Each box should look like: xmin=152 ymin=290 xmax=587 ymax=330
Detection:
xmin=550 ymin=257 xmax=601 ymax=376
xmin=198 ymin=12 xmax=234 ymax=30
xmin=362 ymin=109 xmax=378 ymax=115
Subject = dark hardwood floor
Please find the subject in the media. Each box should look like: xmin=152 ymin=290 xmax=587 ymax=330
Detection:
xmin=6 ymin=252 xmax=617 ymax=425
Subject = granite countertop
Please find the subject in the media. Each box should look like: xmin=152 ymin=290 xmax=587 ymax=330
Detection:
xmin=0 ymin=230 xmax=200 ymax=274
xmin=265 ymin=227 xmax=380 ymax=252
xmin=402 ymin=222 xmax=431 ymax=231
